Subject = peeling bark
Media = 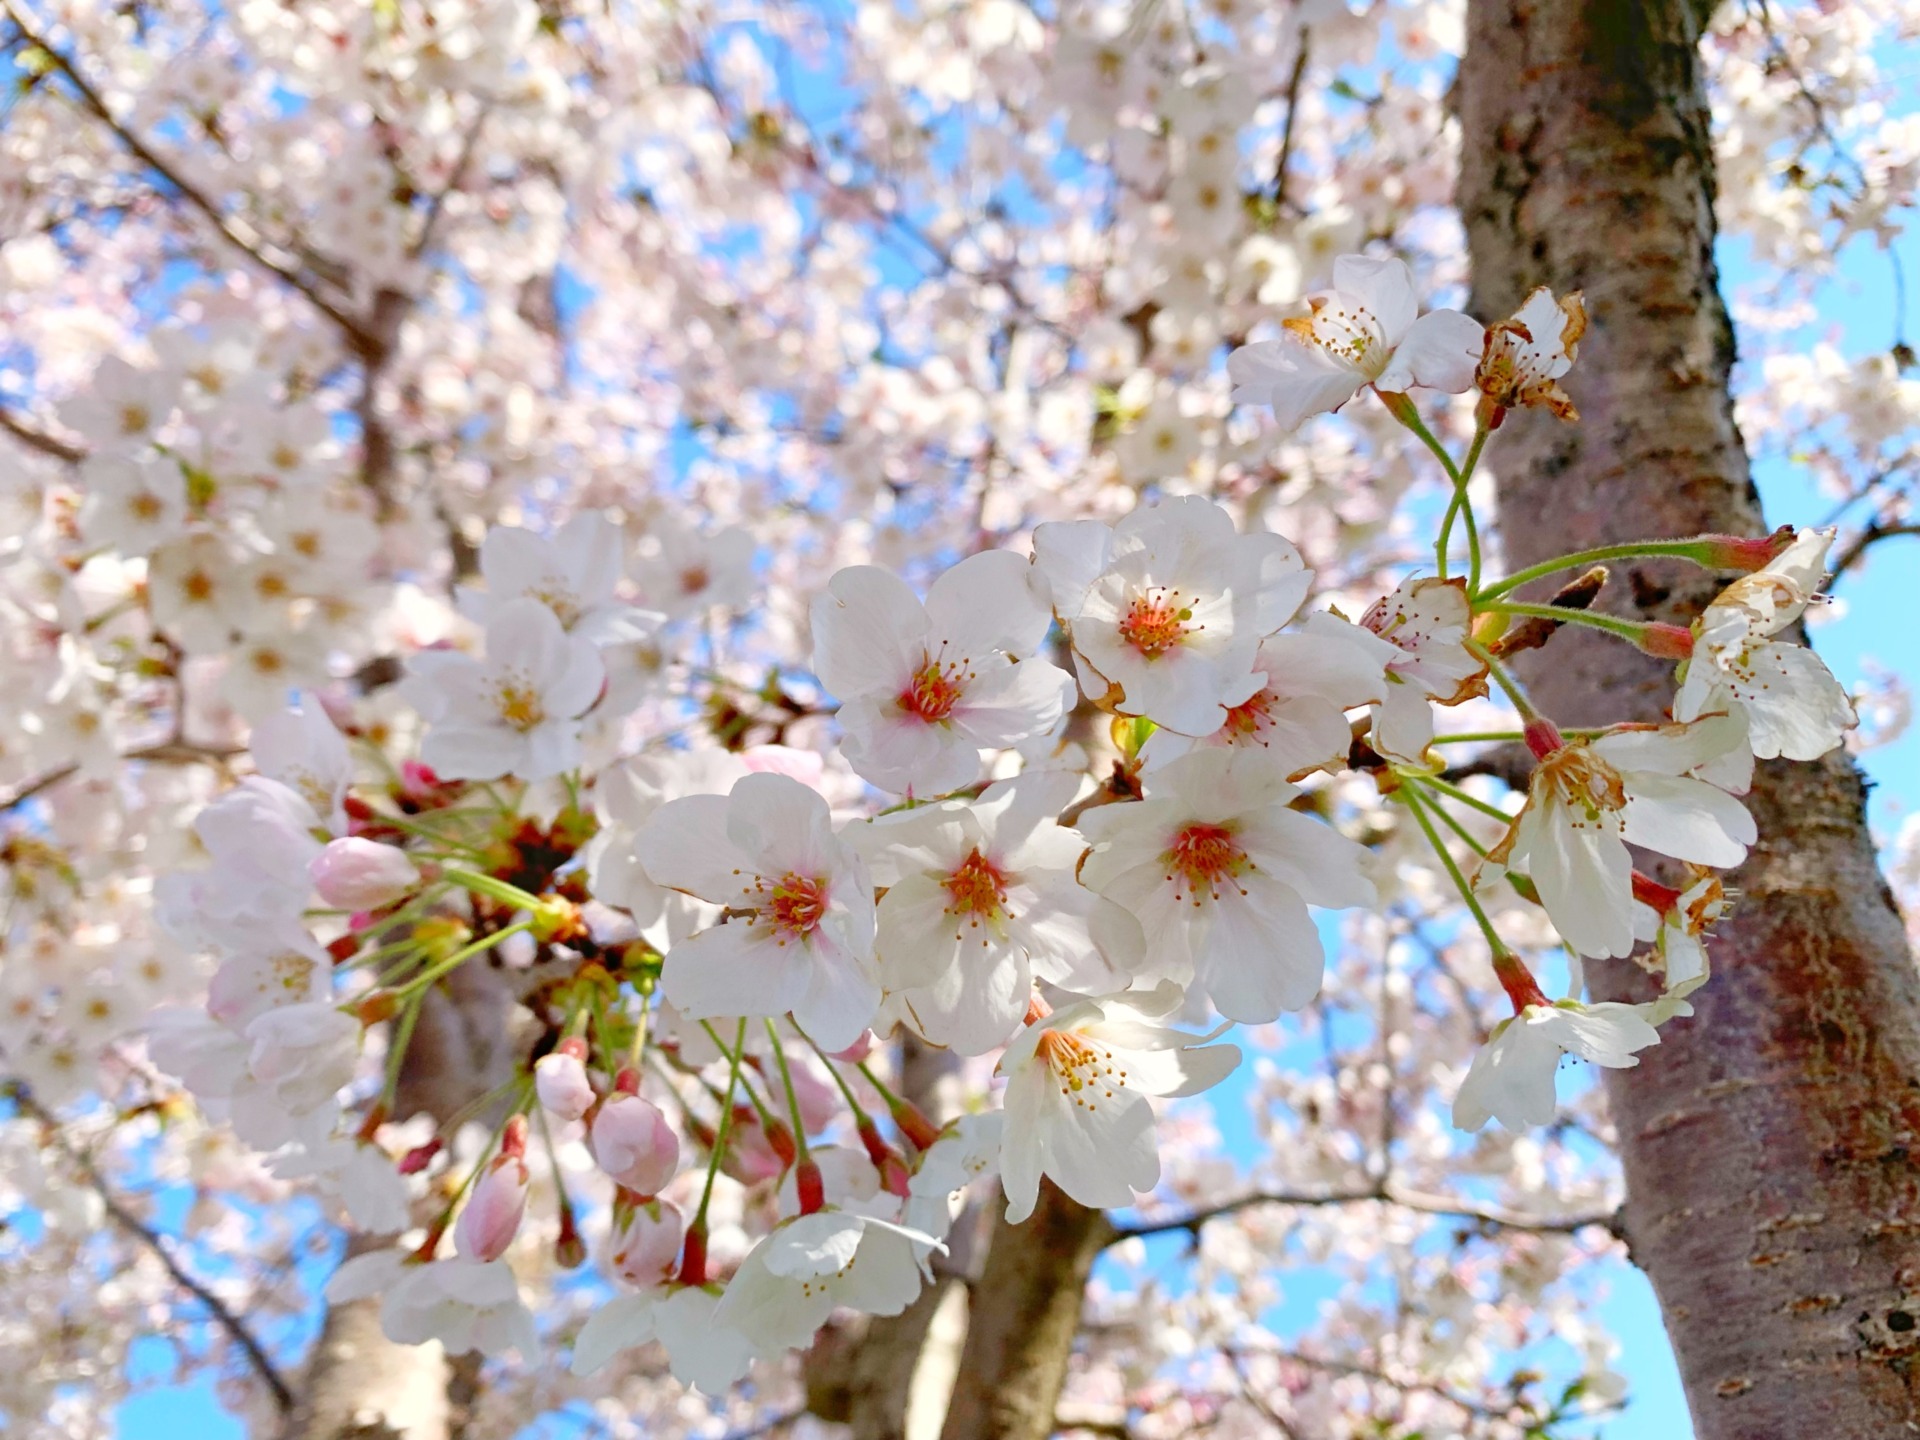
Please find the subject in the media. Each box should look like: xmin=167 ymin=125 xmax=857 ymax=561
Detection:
xmin=1457 ymin=2 xmax=1920 ymax=1433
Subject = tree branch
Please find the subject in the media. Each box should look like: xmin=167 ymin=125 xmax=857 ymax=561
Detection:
xmin=1110 ymin=1179 xmax=1620 ymax=1243
xmin=5 ymin=5 xmax=370 ymax=345
xmin=1830 ymin=519 xmax=1919 ymax=581
xmin=0 ymin=401 xmax=85 ymax=463
xmin=6 ymin=1083 xmax=296 ymax=1412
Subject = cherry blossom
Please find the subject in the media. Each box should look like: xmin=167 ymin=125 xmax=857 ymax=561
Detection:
xmin=1078 ymin=751 xmax=1376 ymax=1022
xmin=1453 ymin=1001 xmax=1666 ymax=1131
xmin=636 ymin=773 xmax=881 ymax=1051
xmin=1033 ymin=498 xmax=1313 ymax=737
xmin=998 ymin=986 xmax=1242 ymax=1222
xmin=810 ymin=550 xmax=1073 ymax=797
xmin=1228 ymin=254 xmax=1486 ymax=431
xmin=406 ymin=597 xmax=607 ymax=781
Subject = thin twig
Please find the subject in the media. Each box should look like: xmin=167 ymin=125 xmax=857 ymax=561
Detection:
xmin=1111 ymin=1179 xmax=1619 ymax=1243
xmin=1271 ymin=31 xmax=1312 ymax=218
xmin=0 ymin=402 xmax=85 ymax=463
xmin=6 ymin=1084 xmax=297 ymax=1412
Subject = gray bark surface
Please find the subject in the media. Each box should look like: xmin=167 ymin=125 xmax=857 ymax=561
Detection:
xmin=1457 ymin=2 xmax=1920 ymax=1432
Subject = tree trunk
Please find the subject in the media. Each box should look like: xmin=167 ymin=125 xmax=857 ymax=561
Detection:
xmin=936 ymin=1181 xmax=1113 ymax=1440
xmin=1457 ymin=2 xmax=1920 ymax=1434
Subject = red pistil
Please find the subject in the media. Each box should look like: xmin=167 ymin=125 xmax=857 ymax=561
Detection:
xmin=898 ymin=655 xmax=969 ymax=721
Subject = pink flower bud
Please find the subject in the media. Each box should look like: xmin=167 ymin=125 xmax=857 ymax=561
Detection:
xmin=610 ymin=1198 xmax=685 ymax=1288
xmin=455 ymin=1156 xmax=529 ymax=1262
xmin=310 ymin=837 xmax=419 ymax=910
xmin=535 ymin=1046 xmax=595 ymax=1122
xmin=590 ymin=1093 xmax=679 ymax=1195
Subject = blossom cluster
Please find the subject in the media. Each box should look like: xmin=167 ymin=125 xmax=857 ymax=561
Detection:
xmin=115 ymin=255 xmax=1857 ymax=1387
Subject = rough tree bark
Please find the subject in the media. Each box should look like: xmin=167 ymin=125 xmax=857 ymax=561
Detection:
xmin=937 ymin=1181 xmax=1114 ymax=1440
xmin=1457 ymin=2 xmax=1920 ymax=1434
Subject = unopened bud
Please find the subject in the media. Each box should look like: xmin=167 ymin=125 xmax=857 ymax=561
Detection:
xmin=455 ymin=1155 xmax=530 ymax=1262
xmin=398 ymin=1138 xmax=442 ymax=1174
xmin=535 ymin=1048 xmax=595 ymax=1122
xmin=611 ymin=1199 xmax=685 ymax=1287
xmin=590 ymin=1093 xmax=679 ymax=1196
xmin=311 ymin=837 xmax=420 ymax=911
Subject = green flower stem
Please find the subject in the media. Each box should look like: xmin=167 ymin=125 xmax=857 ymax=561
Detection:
xmin=1464 ymin=639 xmax=1539 ymax=724
xmin=1398 ymin=784 xmax=1511 ymax=963
xmin=763 ymin=1020 xmax=813 ymax=1164
xmin=1403 ymin=779 xmax=1492 ymax=856
xmin=387 ymin=918 xmax=533 ymax=1000
xmin=1474 ymin=538 xmax=1723 ymax=603
xmin=1479 ymin=599 xmax=1659 ymax=644
xmin=694 ymin=1018 xmax=750 ymax=1231
xmin=378 ymin=994 xmax=424 ymax=1109
xmin=1413 ymin=773 xmax=1522 ymax=824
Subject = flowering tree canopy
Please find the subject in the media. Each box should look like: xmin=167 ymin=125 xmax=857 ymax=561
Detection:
xmin=1 ymin=1 xmax=1916 ymax=1438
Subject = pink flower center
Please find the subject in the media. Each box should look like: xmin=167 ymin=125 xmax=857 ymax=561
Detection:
xmin=1162 ymin=822 xmax=1250 ymax=901
xmin=1222 ymin=687 xmax=1277 ymax=740
xmin=898 ymin=655 xmax=968 ymax=721
xmin=1036 ymin=1029 xmax=1127 ymax=1109
xmin=764 ymin=872 xmax=828 ymax=939
xmin=1119 ymin=590 xmax=1194 ymax=657
xmin=944 ymin=847 xmax=1008 ymax=921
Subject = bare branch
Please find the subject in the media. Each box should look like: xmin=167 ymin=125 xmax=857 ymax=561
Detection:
xmin=7 ymin=1083 xmax=296 ymax=1412
xmin=0 ymin=402 xmax=85 ymax=463
xmin=1111 ymin=1179 xmax=1620 ymax=1243
xmin=1830 ymin=519 xmax=1920 ymax=581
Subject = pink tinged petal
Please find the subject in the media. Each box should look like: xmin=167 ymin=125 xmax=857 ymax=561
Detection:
xmin=998 ymin=1062 xmax=1049 ymax=1224
xmin=1377 ymin=308 xmax=1486 ymax=393
xmin=925 ymin=548 xmax=1055 ymax=658
xmin=898 ymin=937 xmax=1028 ymax=1055
xmin=1240 ymin=808 xmax=1378 ymax=910
xmin=1589 ymin=713 xmax=1748 ymax=777
xmin=1226 ymin=339 xmax=1365 ymax=432
xmin=1118 ymin=1035 xmax=1243 ymax=1098
xmin=521 ymin=722 xmax=584 ymax=781
xmin=660 ymin=923 xmax=811 ymax=1023
xmin=874 ymin=873 xmax=972 ymax=990
xmin=1198 ymin=873 xmax=1324 ymax=1021
xmin=1548 ymin=1002 xmax=1661 ymax=1067
xmin=838 ymin=694 xmax=962 ymax=794
xmin=949 ymin=657 xmax=1076 ymax=748
xmin=636 ymin=794 xmax=751 ymax=902
xmin=1031 ymin=518 xmax=1115 ymax=620
xmin=1619 ymin=774 xmax=1755 ymax=868
xmin=1372 ymin=681 xmax=1435 ymax=765
xmin=484 ymin=596 xmax=571 ymax=678
xmin=810 ymin=566 xmax=929 ymax=699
